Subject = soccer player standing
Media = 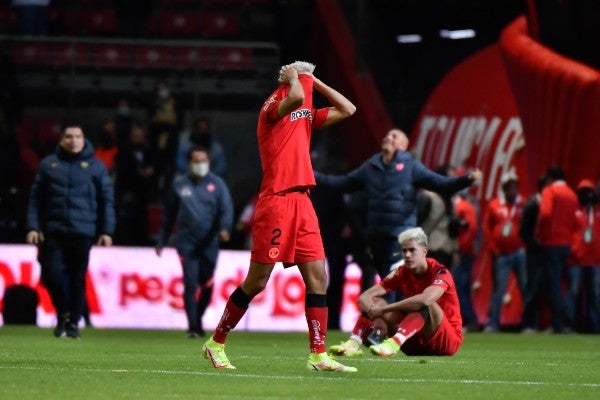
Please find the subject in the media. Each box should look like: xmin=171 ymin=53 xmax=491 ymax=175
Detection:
xmin=202 ymin=61 xmax=358 ymax=372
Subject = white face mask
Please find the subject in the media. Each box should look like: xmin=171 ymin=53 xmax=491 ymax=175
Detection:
xmin=190 ymin=161 xmax=209 ymax=177
xmin=158 ymin=89 xmax=170 ymax=99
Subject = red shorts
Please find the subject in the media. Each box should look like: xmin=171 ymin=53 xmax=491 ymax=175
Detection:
xmin=251 ymin=191 xmax=325 ymax=265
xmin=401 ymin=314 xmax=463 ymax=356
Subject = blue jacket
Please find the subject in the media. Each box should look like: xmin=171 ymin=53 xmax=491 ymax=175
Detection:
xmin=315 ymin=150 xmax=474 ymax=237
xmin=26 ymin=140 xmax=116 ymax=238
xmin=158 ymin=173 xmax=234 ymax=252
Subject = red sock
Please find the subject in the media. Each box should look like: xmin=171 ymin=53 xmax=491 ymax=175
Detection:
xmin=212 ymin=300 xmax=247 ymax=344
xmin=352 ymin=315 xmax=374 ymax=342
xmin=306 ymin=307 xmax=327 ymax=354
xmin=392 ymin=311 xmax=426 ymax=346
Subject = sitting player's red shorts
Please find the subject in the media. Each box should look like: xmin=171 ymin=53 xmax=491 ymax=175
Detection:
xmin=400 ymin=314 xmax=462 ymax=356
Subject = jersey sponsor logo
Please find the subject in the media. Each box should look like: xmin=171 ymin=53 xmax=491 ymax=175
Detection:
xmin=290 ymin=108 xmax=313 ymax=122
xmin=433 ymin=278 xmax=445 ymax=285
xmin=268 ymin=247 xmax=279 ymax=259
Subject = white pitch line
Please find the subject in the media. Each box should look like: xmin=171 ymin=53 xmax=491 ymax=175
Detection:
xmin=1 ymin=365 xmax=599 ymax=388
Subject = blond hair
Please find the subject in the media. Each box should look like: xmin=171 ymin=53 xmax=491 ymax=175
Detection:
xmin=291 ymin=60 xmax=316 ymax=74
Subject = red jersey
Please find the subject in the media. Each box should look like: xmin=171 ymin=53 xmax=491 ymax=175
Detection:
xmin=483 ymin=195 xmax=524 ymax=255
xmin=380 ymin=258 xmax=463 ymax=339
xmin=256 ymin=74 xmax=328 ymax=196
xmin=569 ymin=204 xmax=600 ymax=266
xmin=454 ymin=195 xmax=478 ymax=256
xmin=536 ymin=181 xmax=579 ymax=246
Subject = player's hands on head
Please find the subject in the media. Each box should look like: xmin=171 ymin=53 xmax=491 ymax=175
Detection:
xmin=278 ymin=64 xmax=299 ymax=84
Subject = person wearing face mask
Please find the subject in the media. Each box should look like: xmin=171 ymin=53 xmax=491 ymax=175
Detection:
xmin=156 ymin=146 xmax=234 ymax=338
xmin=565 ymin=179 xmax=600 ymax=333
xmin=175 ymin=117 xmax=228 ymax=179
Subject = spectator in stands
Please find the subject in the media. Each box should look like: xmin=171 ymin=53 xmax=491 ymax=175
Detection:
xmin=176 ymin=117 xmax=227 ymax=179
xmin=417 ymin=165 xmax=459 ymax=269
xmin=25 ymin=122 xmax=115 ymax=338
xmin=526 ymin=165 xmax=578 ymax=333
xmin=11 ymin=0 xmax=50 ymax=36
xmin=520 ymin=175 xmax=548 ymax=333
xmin=483 ymin=171 xmax=527 ymax=333
xmin=565 ymin=179 xmax=600 ymax=333
xmin=315 ymin=129 xmax=482 ymax=291
xmin=148 ymin=79 xmax=184 ymax=192
xmin=156 ymin=146 xmax=234 ymax=338
xmin=452 ymin=187 xmax=480 ymax=332
xmin=113 ymin=120 xmax=158 ymax=246
xmin=115 ymin=96 xmax=134 ymax=146
xmin=115 ymin=0 xmax=155 ymax=38
xmin=94 ymin=119 xmax=119 ymax=175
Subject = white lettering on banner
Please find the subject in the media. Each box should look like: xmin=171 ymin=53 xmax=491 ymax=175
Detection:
xmin=415 ymin=115 xmax=523 ymax=201
xmin=0 ymin=245 xmax=362 ymax=331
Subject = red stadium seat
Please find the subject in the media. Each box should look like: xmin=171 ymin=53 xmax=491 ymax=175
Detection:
xmin=216 ymin=47 xmax=254 ymax=70
xmin=9 ymin=42 xmax=49 ymax=65
xmin=0 ymin=6 xmax=17 ymax=33
xmin=92 ymin=44 xmax=133 ymax=68
xmin=48 ymin=43 xmax=90 ymax=67
xmin=135 ymin=46 xmax=173 ymax=69
xmin=173 ymin=46 xmax=215 ymax=70
xmin=161 ymin=11 xmax=200 ymax=37
xmin=81 ymin=9 xmax=118 ymax=36
xmin=201 ymin=11 xmax=240 ymax=39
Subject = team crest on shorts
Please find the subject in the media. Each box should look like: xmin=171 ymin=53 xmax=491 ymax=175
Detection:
xmin=268 ymin=247 xmax=279 ymax=259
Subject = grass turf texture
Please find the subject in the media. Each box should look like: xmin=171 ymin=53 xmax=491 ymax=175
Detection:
xmin=1 ymin=326 xmax=599 ymax=399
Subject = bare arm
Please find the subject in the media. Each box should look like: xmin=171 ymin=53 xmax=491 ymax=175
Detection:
xmin=277 ymin=65 xmax=304 ymax=117
xmin=313 ymin=77 xmax=357 ymax=127
xmin=358 ymin=284 xmax=388 ymax=313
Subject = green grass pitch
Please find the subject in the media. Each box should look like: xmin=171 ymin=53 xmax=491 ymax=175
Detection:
xmin=1 ymin=326 xmax=599 ymax=399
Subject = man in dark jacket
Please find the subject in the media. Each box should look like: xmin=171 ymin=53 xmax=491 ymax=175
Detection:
xmin=26 ymin=123 xmax=115 ymax=339
xmin=156 ymin=146 xmax=234 ymax=337
xmin=315 ymin=128 xmax=482 ymax=282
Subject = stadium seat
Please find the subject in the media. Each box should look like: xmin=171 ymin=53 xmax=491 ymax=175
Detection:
xmin=81 ymin=9 xmax=118 ymax=36
xmin=216 ymin=47 xmax=254 ymax=70
xmin=92 ymin=44 xmax=133 ymax=68
xmin=48 ymin=42 xmax=90 ymax=67
xmin=201 ymin=11 xmax=240 ymax=39
xmin=135 ymin=46 xmax=174 ymax=69
xmin=0 ymin=6 xmax=17 ymax=34
xmin=9 ymin=42 xmax=49 ymax=65
xmin=173 ymin=46 xmax=215 ymax=70
xmin=160 ymin=11 xmax=201 ymax=37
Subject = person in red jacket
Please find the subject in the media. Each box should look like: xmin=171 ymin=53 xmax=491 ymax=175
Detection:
xmin=453 ymin=188 xmax=480 ymax=331
xmin=530 ymin=165 xmax=578 ymax=333
xmin=565 ymin=179 xmax=600 ymax=333
xmin=483 ymin=171 xmax=527 ymax=332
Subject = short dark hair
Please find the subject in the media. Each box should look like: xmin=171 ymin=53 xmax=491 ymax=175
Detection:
xmin=60 ymin=122 xmax=84 ymax=137
xmin=545 ymin=165 xmax=564 ymax=181
xmin=187 ymin=146 xmax=210 ymax=161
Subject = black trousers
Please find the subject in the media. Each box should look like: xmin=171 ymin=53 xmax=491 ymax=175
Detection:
xmin=38 ymin=233 xmax=93 ymax=324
